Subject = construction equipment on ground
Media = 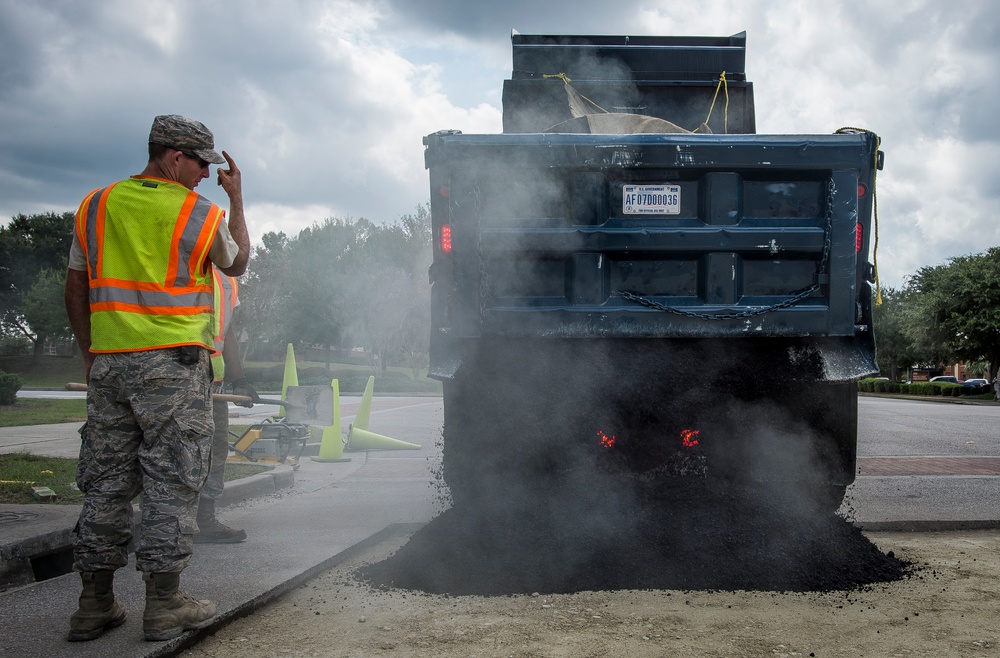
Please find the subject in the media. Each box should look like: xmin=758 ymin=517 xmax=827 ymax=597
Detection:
xmin=225 ymin=384 xmax=336 ymax=468
xmin=66 ymin=381 xmax=329 ymax=469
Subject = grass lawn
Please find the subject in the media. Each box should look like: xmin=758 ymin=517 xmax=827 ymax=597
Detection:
xmin=0 ymin=453 xmax=83 ymax=504
xmin=0 ymin=354 xmax=86 ymax=388
xmin=0 ymin=452 xmax=273 ymax=505
xmin=0 ymin=398 xmax=87 ymax=426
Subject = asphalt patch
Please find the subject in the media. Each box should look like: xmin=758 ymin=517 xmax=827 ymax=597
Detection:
xmin=358 ymin=480 xmax=911 ymax=596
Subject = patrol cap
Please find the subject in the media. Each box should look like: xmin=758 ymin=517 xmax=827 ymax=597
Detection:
xmin=148 ymin=114 xmax=226 ymax=165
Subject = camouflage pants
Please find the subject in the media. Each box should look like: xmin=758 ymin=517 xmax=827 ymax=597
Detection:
xmin=73 ymin=347 xmax=213 ymax=573
xmin=201 ymin=387 xmax=230 ymax=501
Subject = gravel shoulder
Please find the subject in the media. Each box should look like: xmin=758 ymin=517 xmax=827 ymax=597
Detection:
xmin=181 ymin=528 xmax=1000 ymax=658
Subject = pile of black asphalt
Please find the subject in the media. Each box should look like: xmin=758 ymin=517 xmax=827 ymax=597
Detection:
xmin=358 ymin=477 xmax=911 ymax=596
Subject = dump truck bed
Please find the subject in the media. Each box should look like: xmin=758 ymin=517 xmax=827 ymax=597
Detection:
xmin=502 ymin=32 xmax=755 ymax=133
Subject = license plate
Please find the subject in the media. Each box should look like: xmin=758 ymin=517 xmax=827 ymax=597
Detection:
xmin=622 ymin=184 xmax=681 ymax=215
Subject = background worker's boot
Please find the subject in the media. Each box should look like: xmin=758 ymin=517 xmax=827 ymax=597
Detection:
xmin=194 ymin=497 xmax=247 ymax=543
xmin=67 ymin=570 xmax=127 ymax=641
xmin=142 ymin=572 xmax=217 ymax=641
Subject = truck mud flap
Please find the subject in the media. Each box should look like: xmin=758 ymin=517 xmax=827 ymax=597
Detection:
xmin=808 ymin=335 xmax=877 ymax=382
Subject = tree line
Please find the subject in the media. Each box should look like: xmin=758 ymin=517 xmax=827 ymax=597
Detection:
xmin=3 ymin=208 xmax=999 ymax=381
xmin=0 ymin=208 xmax=432 ymax=377
xmin=237 ymin=207 xmax=432 ymax=376
xmin=0 ymin=212 xmax=76 ymax=359
xmin=873 ymin=248 xmax=1000 ymax=382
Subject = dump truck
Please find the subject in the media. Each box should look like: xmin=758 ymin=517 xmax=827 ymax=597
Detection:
xmin=424 ymin=32 xmax=882 ymax=510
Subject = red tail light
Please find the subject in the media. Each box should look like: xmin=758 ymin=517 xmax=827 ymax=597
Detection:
xmin=855 ymin=223 xmax=863 ymax=253
xmin=440 ymin=224 xmax=452 ymax=254
xmin=857 ymin=183 xmax=867 ymax=197
xmin=597 ymin=430 xmax=616 ymax=449
xmin=680 ymin=429 xmax=700 ymax=447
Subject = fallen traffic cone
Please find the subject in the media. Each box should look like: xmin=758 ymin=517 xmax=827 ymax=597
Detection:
xmin=354 ymin=375 xmax=375 ymax=430
xmin=313 ymin=424 xmax=351 ymax=462
xmin=312 ymin=379 xmax=351 ymax=463
xmin=346 ymin=425 xmax=420 ymax=451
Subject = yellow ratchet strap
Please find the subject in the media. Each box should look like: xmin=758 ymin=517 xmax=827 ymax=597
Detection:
xmin=543 ymin=72 xmax=609 ymax=113
xmin=702 ymin=71 xmax=729 ymax=134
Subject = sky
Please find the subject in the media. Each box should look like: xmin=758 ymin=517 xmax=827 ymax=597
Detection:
xmin=1 ymin=0 xmax=998 ymax=289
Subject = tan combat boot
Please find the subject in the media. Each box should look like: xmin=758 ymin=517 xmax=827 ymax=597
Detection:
xmin=142 ymin=571 xmax=217 ymax=641
xmin=67 ymin=570 xmax=127 ymax=641
xmin=194 ymin=497 xmax=247 ymax=544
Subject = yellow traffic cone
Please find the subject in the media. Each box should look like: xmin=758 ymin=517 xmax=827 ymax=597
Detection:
xmin=354 ymin=375 xmax=375 ymax=430
xmin=346 ymin=425 xmax=421 ymax=451
xmin=312 ymin=379 xmax=351 ymax=463
xmin=281 ymin=343 xmax=299 ymax=400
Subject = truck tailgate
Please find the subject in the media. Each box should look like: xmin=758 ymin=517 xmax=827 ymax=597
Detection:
xmin=425 ymin=131 xmax=878 ymax=341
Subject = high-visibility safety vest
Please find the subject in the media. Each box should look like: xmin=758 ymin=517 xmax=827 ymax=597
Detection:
xmin=75 ymin=176 xmax=225 ymax=353
xmin=210 ymin=268 xmax=239 ymax=382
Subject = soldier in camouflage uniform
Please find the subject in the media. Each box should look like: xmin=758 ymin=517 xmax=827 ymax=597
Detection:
xmin=196 ymin=266 xmax=257 ymax=544
xmin=64 ymin=114 xmax=249 ymax=642
xmin=76 ymin=350 xmax=215 ymax=563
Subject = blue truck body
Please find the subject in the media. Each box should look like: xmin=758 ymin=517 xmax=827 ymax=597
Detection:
xmin=425 ymin=33 xmax=882 ymax=507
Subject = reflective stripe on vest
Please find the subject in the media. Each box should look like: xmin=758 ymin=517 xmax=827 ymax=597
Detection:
xmin=210 ymin=268 xmax=239 ymax=382
xmin=75 ymin=176 xmax=225 ymax=352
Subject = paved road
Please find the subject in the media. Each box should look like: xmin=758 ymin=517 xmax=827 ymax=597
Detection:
xmin=858 ymin=395 xmax=1000 ymax=456
xmin=4 ymin=393 xmax=1000 ymax=526
xmin=2 ymin=393 xmax=437 ymax=458
xmin=13 ymin=390 xmax=999 ymax=458
xmin=8 ymin=391 xmax=1000 ymax=462
xmin=849 ymin=395 xmax=1000 ymax=526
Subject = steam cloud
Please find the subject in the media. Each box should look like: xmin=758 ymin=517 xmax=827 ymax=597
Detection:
xmin=359 ymin=339 xmax=908 ymax=596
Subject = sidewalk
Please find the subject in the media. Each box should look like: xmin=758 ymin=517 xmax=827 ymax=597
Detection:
xmin=0 ymin=453 xmax=436 ymax=657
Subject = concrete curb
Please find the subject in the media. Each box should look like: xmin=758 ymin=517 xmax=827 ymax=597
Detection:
xmin=217 ymin=465 xmax=295 ymax=507
xmin=853 ymin=519 xmax=1000 ymax=532
xmin=0 ymin=505 xmax=79 ymax=591
xmin=859 ymin=392 xmax=999 ymax=405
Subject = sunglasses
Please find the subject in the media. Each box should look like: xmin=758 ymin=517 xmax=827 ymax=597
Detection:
xmin=180 ymin=151 xmax=211 ymax=169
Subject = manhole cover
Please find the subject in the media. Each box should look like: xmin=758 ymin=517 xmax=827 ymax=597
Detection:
xmin=0 ymin=511 xmax=41 ymax=526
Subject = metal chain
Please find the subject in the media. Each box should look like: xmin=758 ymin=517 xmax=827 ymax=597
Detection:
xmin=613 ymin=178 xmax=837 ymax=320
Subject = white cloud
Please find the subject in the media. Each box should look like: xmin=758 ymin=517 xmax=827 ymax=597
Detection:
xmin=0 ymin=0 xmax=997 ymax=291
xmin=247 ymin=202 xmax=340 ymax=243
xmin=123 ymin=1 xmax=182 ymax=55
xmin=879 ymin=135 xmax=1000 ymax=285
